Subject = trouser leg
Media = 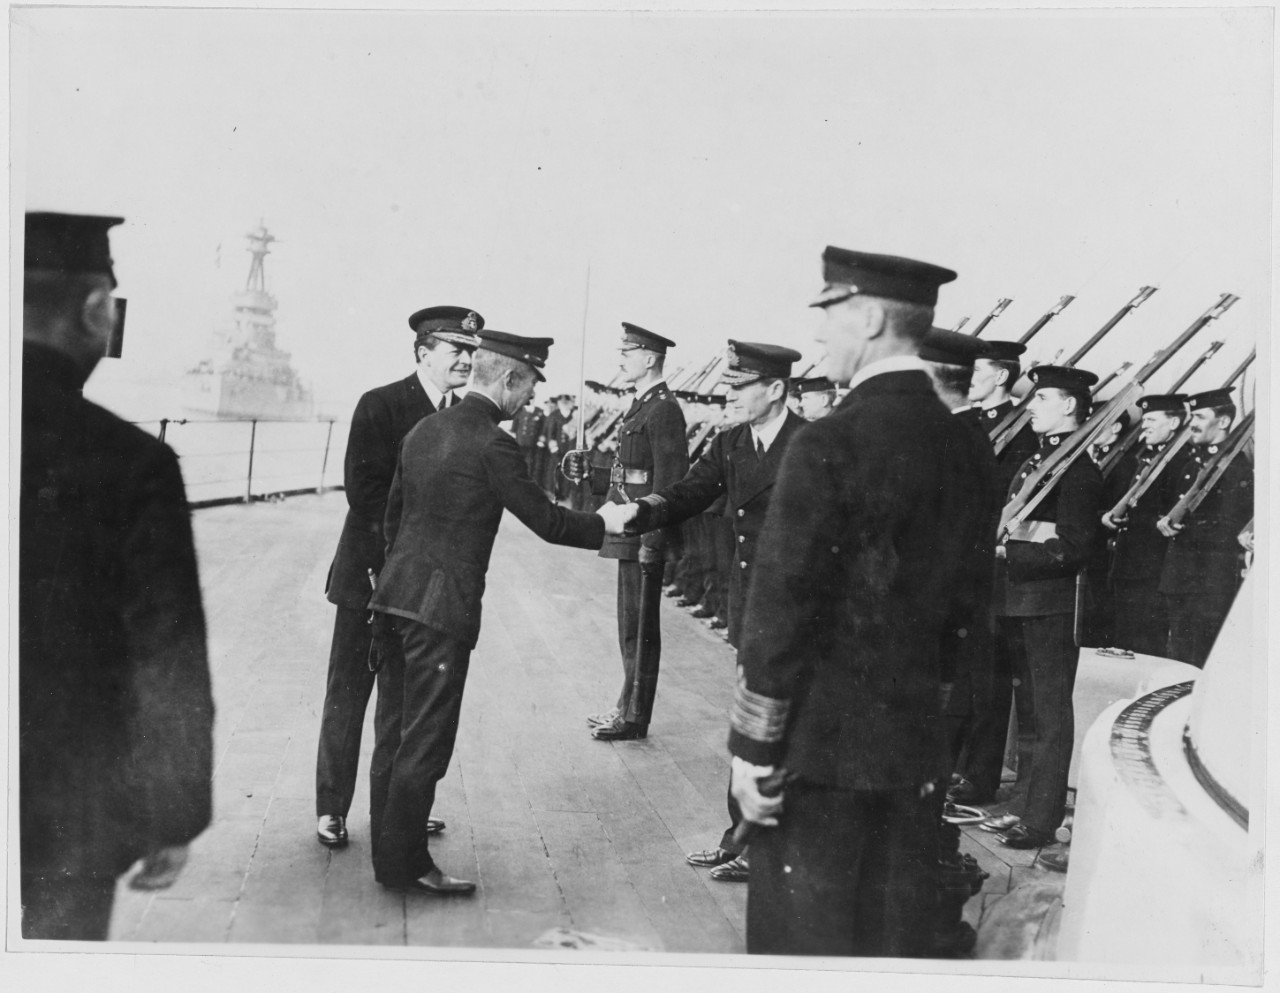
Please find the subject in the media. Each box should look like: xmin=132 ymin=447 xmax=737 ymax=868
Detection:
xmin=959 ymin=618 xmax=1013 ymax=801
xmin=1113 ymin=581 xmax=1167 ymax=656
xmin=615 ymin=561 xmax=640 ymax=713
xmin=316 ymin=605 xmax=378 ymax=817
xmin=1164 ymin=592 xmax=1236 ymax=668
xmin=369 ymin=619 xmax=406 ymax=867
xmin=21 ymin=873 xmax=117 ymax=941
xmin=747 ymin=784 xmax=935 ymax=957
xmin=1016 ymin=613 xmax=1079 ymax=835
xmin=372 ymin=620 xmax=471 ymax=884
xmin=624 ymin=563 xmax=663 ymax=726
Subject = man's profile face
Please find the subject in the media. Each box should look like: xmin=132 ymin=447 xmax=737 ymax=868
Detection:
xmin=725 ymin=379 xmax=775 ymax=426
xmin=1028 ymin=387 xmax=1075 ymax=436
xmin=813 ymin=296 xmax=869 ymax=386
xmin=800 ymin=390 xmax=835 ymax=421
xmin=504 ymin=370 xmax=537 ymax=417
xmin=1140 ymin=410 xmax=1181 ymax=446
xmin=1189 ymin=408 xmax=1230 ymax=444
xmin=617 ymin=345 xmax=651 ymax=384
xmin=969 ymin=359 xmax=1003 ymax=404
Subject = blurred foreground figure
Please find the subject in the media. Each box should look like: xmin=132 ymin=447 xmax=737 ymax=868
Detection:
xmin=20 ymin=212 xmax=214 ymax=939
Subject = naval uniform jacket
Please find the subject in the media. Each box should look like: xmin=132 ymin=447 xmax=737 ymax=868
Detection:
xmin=327 ymin=372 xmax=440 ymax=610
xmin=1109 ymin=442 xmax=1178 ymax=586
xmin=983 ymin=399 xmax=1039 ymax=501
xmin=993 ymin=432 xmax=1104 ymax=618
xmin=1157 ymin=443 xmax=1252 ymax=597
xmin=727 ymin=370 xmax=989 ymax=789
xmin=370 ymin=393 xmax=605 ymax=649
xmin=20 ymin=344 xmax=214 ymax=879
xmin=599 ymin=381 xmax=688 ymax=563
xmin=513 ymin=405 xmax=546 ymax=451
xmin=634 ymin=409 xmax=808 ymax=645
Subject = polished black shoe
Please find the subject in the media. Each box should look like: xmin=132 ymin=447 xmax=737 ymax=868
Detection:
xmin=708 ymin=616 xmax=727 ymax=630
xmin=383 ymin=867 xmax=476 ymax=895
xmin=586 ymin=706 xmax=621 ymax=727
xmin=709 ymin=854 xmax=749 ymax=882
xmin=591 ymin=718 xmax=648 ymax=741
xmin=317 ymin=815 xmax=348 ymax=848
xmin=685 ymin=847 xmax=737 ymax=868
xmin=663 ymin=585 xmax=684 ymax=598
xmin=1037 ymin=851 xmax=1070 ymax=873
xmin=689 ymin=605 xmax=714 ymax=618
xmin=426 ymin=817 xmax=446 ymax=835
xmin=675 ymin=597 xmax=698 ymax=608
xmin=946 ymin=776 xmax=994 ymax=806
xmin=996 ymin=823 xmax=1054 ymax=849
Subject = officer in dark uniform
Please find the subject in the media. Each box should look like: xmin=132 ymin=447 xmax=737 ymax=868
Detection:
xmin=624 ymin=341 xmax=805 ymax=881
xmin=793 ymin=376 xmax=838 ymax=421
xmin=729 ymin=247 xmax=988 ymax=957
xmin=988 ymin=365 xmax=1103 ymax=850
xmin=970 ymin=340 xmax=1037 ymax=497
xmin=583 ymin=324 xmax=689 ymax=740
xmin=1156 ymin=388 xmax=1252 ymax=667
xmin=315 ymin=305 xmax=482 ymax=848
xmin=1079 ymin=410 xmax=1132 ymax=648
xmin=1101 ymin=394 xmax=1187 ymax=656
xmin=21 ymin=212 xmax=215 ymax=939
xmin=541 ymin=394 xmax=577 ymax=499
xmin=368 ymin=332 xmax=629 ymax=894
xmin=512 ymin=398 xmax=546 ymax=476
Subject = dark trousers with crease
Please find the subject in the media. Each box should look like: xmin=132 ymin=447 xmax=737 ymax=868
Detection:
xmin=1113 ymin=582 xmax=1169 ymax=657
xmin=615 ymin=559 xmax=662 ymax=726
xmin=956 ymin=626 xmax=1015 ymax=803
xmin=1162 ymin=591 xmax=1236 ymax=669
xmin=747 ymin=781 xmax=937 ymax=957
xmin=998 ymin=612 xmax=1078 ymax=836
xmin=20 ymin=872 xmax=116 ymax=940
xmin=316 ymin=604 xmax=378 ymax=817
xmin=371 ymin=618 xmax=470 ymax=883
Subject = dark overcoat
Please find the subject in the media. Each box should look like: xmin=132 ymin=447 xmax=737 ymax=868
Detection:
xmin=993 ymin=433 xmax=1104 ymax=618
xmin=1109 ymin=443 xmax=1178 ymax=586
xmin=327 ymin=373 xmax=439 ymax=610
xmin=636 ymin=410 xmax=807 ymax=645
xmin=727 ymin=370 xmax=989 ymax=789
xmin=370 ymin=393 xmax=605 ymax=649
xmin=20 ymin=344 xmax=214 ymax=879
xmin=599 ymin=382 xmax=688 ymax=562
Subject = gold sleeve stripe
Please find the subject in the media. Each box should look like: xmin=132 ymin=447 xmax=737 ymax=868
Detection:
xmin=729 ymin=670 xmax=790 ymax=743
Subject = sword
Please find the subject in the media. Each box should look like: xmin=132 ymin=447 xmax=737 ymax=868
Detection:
xmin=560 ymin=265 xmax=593 ymax=482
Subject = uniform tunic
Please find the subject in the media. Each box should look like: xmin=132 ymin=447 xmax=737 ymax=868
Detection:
xmin=596 ymin=381 xmax=688 ymax=725
xmin=1157 ymin=441 xmax=1252 ymax=667
xmin=983 ymin=398 xmax=1039 ymax=500
xmin=20 ymin=344 xmax=214 ymax=937
xmin=369 ymin=393 xmax=605 ymax=882
xmin=316 ymin=372 xmax=442 ymax=820
xmin=727 ymin=368 xmax=988 ymax=956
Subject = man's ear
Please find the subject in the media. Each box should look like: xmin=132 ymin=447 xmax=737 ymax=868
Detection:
xmin=80 ymin=285 xmax=115 ymax=350
xmin=859 ymin=298 xmax=887 ymax=339
xmin=993 ymin=366 xmax=1010 ymax=388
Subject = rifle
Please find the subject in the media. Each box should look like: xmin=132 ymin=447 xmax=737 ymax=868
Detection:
xmin=1161 ymin=410 xmax=1254 ymax=529
xmin=1240 ymin=517 xmax=1254 ymax=576
xmin=1096 ymin=339 xmax=1232 ymax=478
xmin=1061 ymin=286 xmax=1157 ymax=369
xmin=1016 ymin=294 xmax=1075 ymax=346
xmin=999 ymin=374 xmax=1145 ymax=541
xmin=1104 ymin=420 xmax=1195 ymax=522
xmin=1093 ymin=361 xmax=1133 ymax=396
xmin=953 ymin=316 xmax=970 ymax=334
xmin=969 ymin=297 xmax=1013 ymax=337
xmin=991 ymin=291 xmax=1236 ymax=457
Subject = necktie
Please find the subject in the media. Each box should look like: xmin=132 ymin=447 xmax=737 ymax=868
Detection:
xmin=756 ymin=437 xmax=765 ymax=461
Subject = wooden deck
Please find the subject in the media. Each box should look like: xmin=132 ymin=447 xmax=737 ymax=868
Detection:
xmin=105 ymin=491 xmax=1063 ymax=956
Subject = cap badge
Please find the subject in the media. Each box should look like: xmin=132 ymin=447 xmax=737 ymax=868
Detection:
xmin=462 ymin=312 xmax=479 ymax=332
xmin=727 ymin=343 xmax=738 ymax=369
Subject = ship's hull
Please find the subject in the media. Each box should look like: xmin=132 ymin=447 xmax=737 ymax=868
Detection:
xmin=183 ymin=370 xmax=314 ymax=421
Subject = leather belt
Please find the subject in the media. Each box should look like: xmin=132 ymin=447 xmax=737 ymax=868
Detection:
xmin=610 ymin=464 xmax=651 ymax=486
xmin=1006 ymin=520 xmax=1058 ymax=543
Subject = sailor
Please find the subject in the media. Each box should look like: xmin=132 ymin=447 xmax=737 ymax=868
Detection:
xmin=315 ymin=305 xmax=481 ymax=849
xmin=582 ymin=324 xmax=689 ymax=741
xmin=986 ymin=365 xmax=1103 ymax=850
xmin=728 ymin=246 xmax=988 ymax=956
xmin=793 ymin=375 xmax=838 ymax=421
xmin=1101 ymin=395 xmax=1188 ymax=656
xmin=970 ymin=340 xmax=1037 ymax=497
xmin=20 ymin=212 xmax=215 ymax=938
xmin=622 ymin=341 xmax=805 ymax=883
xmin=541 ymin=393 xmax=577 ymax=500
xmin=367 ymin=331 xmax=630 ymax=894
xmin=1080 ymin=410 xmax=1132 ymax=648
xmin=1156 ymin=388 xmax=1253 ymax=667
xmin=511 ymin=396 xmax=546 ymax=476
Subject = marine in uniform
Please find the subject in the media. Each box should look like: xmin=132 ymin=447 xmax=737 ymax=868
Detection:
xmin=970 ymin=340 xmax=1037 ymax=498
xmin=367 ymin=331 xmax=628 ymax=894
xmin=988 ymin=365 xmax=1104 ymax=850
xmin=541 ymin=394 xmax=577 ymax=499
xmin=625 ymin=341 xmax=805 ymax=881
xmin=1101 ymin=394 xmax=1187 ymax=656
xmin=21 ymin=213 xmax=214 ymax=938
xmin=728 ymin=247 xmax=988 ymax=957
xmin=315 ymin=306 xmax=482 ymax=848
xmin=512 ymin=398 xmax=546 ymax=476
xmin=584 ymin=324 xmax=689 ymax=741
xmin=1156 ymin=388 xmax=1252 ymax=667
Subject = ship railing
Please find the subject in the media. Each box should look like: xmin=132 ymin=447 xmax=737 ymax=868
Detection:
xmin=131 ymin=416 xmax=349 ymax=509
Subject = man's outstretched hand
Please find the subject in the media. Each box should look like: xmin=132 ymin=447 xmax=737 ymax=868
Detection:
xmin=597 ymin=502 xmax=638 ymax=535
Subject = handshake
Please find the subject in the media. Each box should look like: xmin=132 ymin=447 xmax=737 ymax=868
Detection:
xmin=596 ymin=501 xmax=641 ymax=536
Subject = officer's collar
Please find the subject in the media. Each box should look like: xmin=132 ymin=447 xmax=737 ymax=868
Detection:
xmin=1038 ymin=431 xmax=1073 ymax=449
xmin=635 ymin=380 xmax=669 ymax=403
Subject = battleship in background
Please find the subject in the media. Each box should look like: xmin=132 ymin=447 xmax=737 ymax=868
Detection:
xmin=183 ymin=223 xmax=315 ymax=420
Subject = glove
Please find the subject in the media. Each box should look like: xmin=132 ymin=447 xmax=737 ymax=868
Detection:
xmin=368 ymin=610 xmax=398 ymax=673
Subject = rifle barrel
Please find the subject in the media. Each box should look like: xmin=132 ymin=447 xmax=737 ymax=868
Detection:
xmin=1017 ymin=294 xmax=1075 ymax=345
xmin=970 ymin=297 xmax=1013 ymax=337
xmin=1132 ymin=293 xmax=1239 ymax=385
xmin=1062 ymin=286 xmax=1157 ymax=368
xmin=1167 ymin=340 xmax=1224 ymax=394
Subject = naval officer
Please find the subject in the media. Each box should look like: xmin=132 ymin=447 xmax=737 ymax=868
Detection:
xmin=368 ymin=331 xmax=630 ymax=893
xmin=584 ymin=324 xmax=689 ymax=741
xmin=728 ymin=246 xmax=988 ymax=956
xmin=315 ymin=306 xmax=482 ymax=848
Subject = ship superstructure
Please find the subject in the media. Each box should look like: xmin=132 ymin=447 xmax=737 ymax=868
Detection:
xmin=184 ymin=223 xmax=314 ymax=420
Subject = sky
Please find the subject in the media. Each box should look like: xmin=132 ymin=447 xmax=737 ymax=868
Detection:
xmin=13 ymin=4 xmax=1271 ymax=421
